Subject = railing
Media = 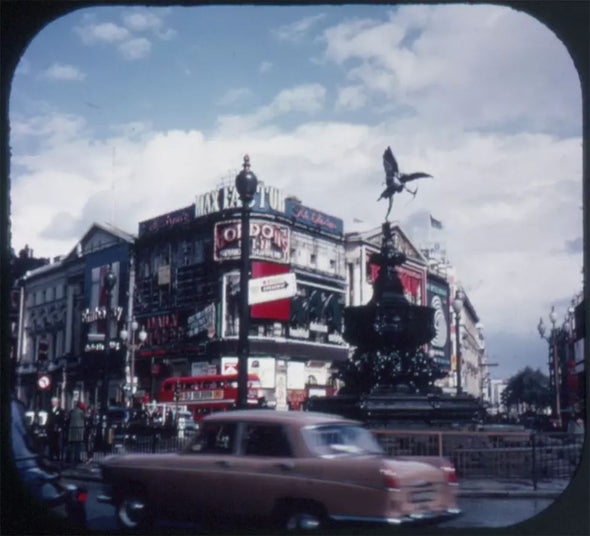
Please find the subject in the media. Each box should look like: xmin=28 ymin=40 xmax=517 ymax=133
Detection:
xmin=86 ymin=428 xmax=584 ymax=488
xmin=88 ymin=432 xmax=194 ymax=463
xmin=372 ymin=429 xmax=585 ymax=486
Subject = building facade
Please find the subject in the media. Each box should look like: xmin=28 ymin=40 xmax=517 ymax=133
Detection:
xmin=15 ymin=223 xmax=133 ymax=411
xmin=131 ymin=183 xmax=348 ymax=410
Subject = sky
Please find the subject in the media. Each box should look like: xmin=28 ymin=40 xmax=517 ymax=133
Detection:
xmin=8 ymin=4 xmax=584 ymax=381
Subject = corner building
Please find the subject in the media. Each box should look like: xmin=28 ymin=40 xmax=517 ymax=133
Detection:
xmin=133 ymin=183 xmax=348 ymax=410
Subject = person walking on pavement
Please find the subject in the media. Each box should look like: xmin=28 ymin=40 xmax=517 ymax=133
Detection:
xmin=67 ymin=401 xmax=86 ymax=464
xmin=46 ymin=396 xmax=65 ymax=462
xmin=84 ymin=406 xmax=97 ymax=463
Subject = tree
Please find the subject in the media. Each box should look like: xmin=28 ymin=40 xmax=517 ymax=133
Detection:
xmin=502 ymin=367 xmax=551 ymax=414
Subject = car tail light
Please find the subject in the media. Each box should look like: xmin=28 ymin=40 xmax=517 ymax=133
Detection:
xmin=380 ymin=468 xmax=400 ymax=491
xmin=441 ymin=463 xmax=458 ymax=485
xmin=67 ymin=484 xmax=88 ymax=502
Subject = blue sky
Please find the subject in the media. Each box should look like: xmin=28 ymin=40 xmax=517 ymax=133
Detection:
xmin=9 ymin=4 xmax=583 ymax=380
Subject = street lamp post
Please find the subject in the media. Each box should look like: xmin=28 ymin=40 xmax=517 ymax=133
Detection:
xmin=452 ymin=289 xmax=464 ymax=395
xmin=101 ymin=266 xmax=117 ymax=412
xmin=235 ymin=154 xmax=258 ymax=409
xmin=537 ymin=306 xmax=562 ymax=428
xmin=120 ymin=320 xmax=147 ymax=407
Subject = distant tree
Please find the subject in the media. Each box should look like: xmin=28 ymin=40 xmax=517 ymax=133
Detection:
xmin=9 ymin=245 xmax=49 ymax=284
xmin=502 ymin=367 xmax=551 ymax=414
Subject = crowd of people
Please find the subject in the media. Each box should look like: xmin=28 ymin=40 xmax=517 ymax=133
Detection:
xmin=45 ymin=397 xmax=98 ymax=464
xmin=35 ymin=398 xmax=185 ymax=464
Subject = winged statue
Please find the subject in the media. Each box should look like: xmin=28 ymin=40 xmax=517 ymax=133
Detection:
xmin=378 ymin=146 xmax=432 ymax=220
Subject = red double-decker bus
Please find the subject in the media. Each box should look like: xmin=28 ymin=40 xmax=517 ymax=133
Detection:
xmin=158 ymin=374 xmax=262 ymax=420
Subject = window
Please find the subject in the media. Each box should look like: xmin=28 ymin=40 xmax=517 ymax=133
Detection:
xmin=190 ymin=422 xmax=237 ymax=454
xmin=310 ymin=253 xmax=317 ymax=264
xmin=242 ymin=424 xmax=292 ymax=457
xmin=302 ymin=424 xmax=383 ymax=457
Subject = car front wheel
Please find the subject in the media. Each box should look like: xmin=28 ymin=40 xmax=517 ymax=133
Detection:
xmin=116 ymin=493 xmax=151 ymax=531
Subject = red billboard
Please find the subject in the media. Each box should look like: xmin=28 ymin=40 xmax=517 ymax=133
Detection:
xmin=251 ymin=262 xmax=291 ymax=320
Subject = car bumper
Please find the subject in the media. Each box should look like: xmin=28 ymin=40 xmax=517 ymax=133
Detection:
xmin=330 ymin=507 xmax=462 ymax=526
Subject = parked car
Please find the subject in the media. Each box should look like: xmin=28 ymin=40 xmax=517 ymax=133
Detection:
xmin=103 ymin=407 xmax=152 ymax=445
xmin=99 ymin=410 xmax=460 ymax=531
xmin=175 ymin=409 xmax=198 ymax=436
xmin=10 ymin=397 xmax=87 ymax=529
xmin=24 ymin=409 xmax=49 ymax=453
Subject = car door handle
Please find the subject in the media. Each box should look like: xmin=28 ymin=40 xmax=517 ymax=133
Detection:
xmin=216 ymin=460 xmax=231 ymax=468
xmin=275 ymin=461 xmax=295 ymax=471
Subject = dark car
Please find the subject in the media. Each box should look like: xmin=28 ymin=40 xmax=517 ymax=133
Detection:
xmin=9 ymin=397 xmax=87 ymax=529
xmin=103 ymin=407 xmax=153 ymax=447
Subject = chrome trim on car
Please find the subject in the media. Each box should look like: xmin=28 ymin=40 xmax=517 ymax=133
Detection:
xmin=97 ymin=493 xmax=113 ymax=504
xmin=330 ymin=508 xmax=461 ymax=525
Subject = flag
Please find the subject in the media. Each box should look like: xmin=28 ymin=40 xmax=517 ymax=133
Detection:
xmin=430 ymin=214 xmax=443 ymax=230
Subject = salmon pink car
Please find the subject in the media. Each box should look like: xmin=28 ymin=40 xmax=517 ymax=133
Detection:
xmin=99 ymin=410 xmax=460 ymax=531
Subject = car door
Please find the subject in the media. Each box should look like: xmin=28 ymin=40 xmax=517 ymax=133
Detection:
xmin=167 ymin=420 xmax=239 ymax=522
xmin=227 ymin=422 xmax=300 ymax=519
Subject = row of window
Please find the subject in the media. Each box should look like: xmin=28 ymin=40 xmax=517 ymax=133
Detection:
xmin=27 ymin=284 xmax=66 ymax=306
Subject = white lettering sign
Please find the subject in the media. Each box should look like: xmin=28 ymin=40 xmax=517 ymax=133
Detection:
xmin=81 ymin=306 xmax=123 ymax=324
xmin=248 ymin=273 xmax=296 ymax=305
xmin=195 ymin=185 xmax=285 ymax=217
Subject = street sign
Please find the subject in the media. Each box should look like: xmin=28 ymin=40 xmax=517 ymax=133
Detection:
xmin=248 ymin=272 xmax=297 ymax=305
xmin=37 ymin=375 xmax=51 ymax=390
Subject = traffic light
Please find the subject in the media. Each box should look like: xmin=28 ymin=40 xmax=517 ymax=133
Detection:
xmin=174 ymin=382 xmax=180 ymax=402
xmin=37 ymin=339 xmax=49 ymax=361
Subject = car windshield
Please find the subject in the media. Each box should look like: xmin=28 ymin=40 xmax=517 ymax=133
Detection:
xmin=302 ymin=424 xmax=384 ymax=457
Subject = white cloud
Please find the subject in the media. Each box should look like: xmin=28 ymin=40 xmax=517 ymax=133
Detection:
xmin=76 ymin=22 xmax=130 ymax=45
xmin=118 ymin=38 xmax=151 ymax=60
xmin=122 ymin=11 xmax=163 ymax=32
xmin=216 ymin=83 xmax=326 ymax=133
xmin=122 ymin=10 xmax=176 ymax=40
xmin=321 ymin=5 xmax=581 ymax=135
xmin=259 ymin=61 xmax=272 ymax=74
xmin=335 ymin=85 xmax=367 ymax=111
xmin=42 ymin=63 xmax=86 ymax=81
xmin=218 ymin=88 xmax=252 ymax=107
xmin=273 ymin=13 xmax=326 ymax=43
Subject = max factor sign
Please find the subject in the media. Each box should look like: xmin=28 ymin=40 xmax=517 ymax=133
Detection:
xmin=196 ymin=185 xmax=285 ymax=217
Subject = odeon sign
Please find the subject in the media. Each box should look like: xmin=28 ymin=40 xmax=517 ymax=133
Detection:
xmin=214 ymin=219 xmax=290 ymax=263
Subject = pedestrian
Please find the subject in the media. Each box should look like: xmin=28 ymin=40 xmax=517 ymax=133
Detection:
xmin=84 ymin=406 xmax=97 ymax=463
xmin=46 ymin=397 xmax=65 ymax=462
xmin=67 ymin=401 xmax=86 ymax=464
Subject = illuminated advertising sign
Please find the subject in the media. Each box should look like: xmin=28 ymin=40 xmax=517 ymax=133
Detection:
xmin=427 ymin=276 xmax=451 ymax=369
xmin=250 ymin=262 xmax=291 ymax=321
xmin=368 ymin=260 xmax=425 ymax=305
xmin=138 ymin=205 xmax=194 ymax=237
xmin=214 ymin=219 xmax=290 ymax=263
xmin=195 ymin=185 xmax=285 ymax=217
xmin=285 ymin=198 xmax=343 ymax=237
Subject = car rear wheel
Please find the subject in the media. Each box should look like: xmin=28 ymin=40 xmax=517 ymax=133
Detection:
xmin=277 ymin=502 xmax=325 ymax=532
xmin=116 ymin=492 xmax=151 ymax=531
